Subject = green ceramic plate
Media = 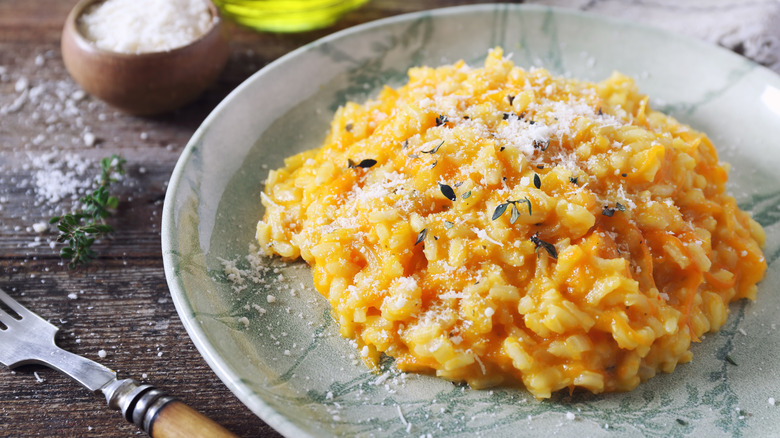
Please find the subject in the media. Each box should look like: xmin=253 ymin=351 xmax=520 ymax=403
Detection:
xmin=162 ymin=4 xmax=780 ymax=437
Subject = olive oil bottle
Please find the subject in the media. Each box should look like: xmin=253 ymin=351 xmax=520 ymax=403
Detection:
xmin=214 ymin=0 xmax=369 ymax=33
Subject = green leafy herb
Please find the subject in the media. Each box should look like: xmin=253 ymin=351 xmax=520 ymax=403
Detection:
xmin=49 ymin=154 xmax=126 ymax=269
xmin=415 ymin=228 xmax=427 ymax=246
xmin=492 ymin=202 xmax=509 ymax=220
xmin=462 ymin=190 xmax=472 ymax=200
xmin=517 ymin=197 xmax=532 ymax=215
xmin=530 ymin=232 xmax=558 ymax=259
xmin=676 ymin=418 xmax=688 ymax=426
xmin=725 ymin=354 xmax=738 ymax=366
xmin=493 ymin=198 xmax=532 ymax=222
xmin=443 ymin=221 xmax=455 ymax=229
xmin=439 ymin=182 xmax=456 ymax=201
xmin=533 ymin=174 xmax=541 ymax=189
xmin=569 ymin=176 xmax=579 ymax=185
xmin=422 ymin=140 xmax=445 ymax=154
xmin=348 ymin=158 xmax=377 ymax=169
xmin=510 ymin=203 xmax=521 ymax=224
xmin=532 ymin=139 xmax=549 ymax=151
xmin=431 ymin=160 xmax=438 ymax=169
xmin=435 ymin=115 xmax=448 ymax=126
xmin=603 ymin=202 xmax=627 ymax=217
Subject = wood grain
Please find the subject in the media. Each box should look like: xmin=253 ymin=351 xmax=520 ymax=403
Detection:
xmin=0 ymin=0 xmax=775 ymax=437
xmin=0 ymin=2 xmax=514 ymax=437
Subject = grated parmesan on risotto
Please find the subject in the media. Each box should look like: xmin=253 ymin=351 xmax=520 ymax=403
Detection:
xmin=255 ymin=48 xmax=766 ymax=398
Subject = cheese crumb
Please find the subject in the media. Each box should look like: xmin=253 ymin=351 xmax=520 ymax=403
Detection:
xmin=98 ymin=349 xmax=107 ymax=358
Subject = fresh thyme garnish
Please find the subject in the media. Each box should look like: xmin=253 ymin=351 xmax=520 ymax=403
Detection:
xmin=462 ymin=190 xmax=472 ymax=199
xmin=348 ymin=158 xmax=377 ymax=169
xmin=510 ymin=203 xmax=521 ymax=224
xmin=415 ymin=228 xmax=427 ymax=245
xmin=492 ymin=198 xmax=532 ymax=221
xmin=443 ymin=221 xmax=454 ymax=229
xmin=532 ymin=139 xmax=549 ymax=151
xmin=602 ymin=202 xmax=627 ymax=217
xmin=439 ymin=182 xmax=457 ymax=201
xmin=430 ymin=160 xmax=438 ymax=169
xmin=492 ymin=202 xmax=508 ymax=220
xmin=402 ymin=139 xmax=409 ymax=149
xmin=533 ymin=174 xmax=541 ymax=189
xmin=49 ymin=154 xmax=126 ymax=269
xmin=530 ymin=232 xmax=558 ymax=259
xmin=569 ymin=176 xmax=579 ymax=185
xmin=676 ymin=418 xmax=688 ymax=426
xmin=725 ymin=354 xmax=738 ymax=366
xmin=435 ymin=115 xmax=448 ymax=126
xmin=422 ymin=140 xmax=445 ymax=154
xmin=507 ymin=94 xmax=515 ymax=105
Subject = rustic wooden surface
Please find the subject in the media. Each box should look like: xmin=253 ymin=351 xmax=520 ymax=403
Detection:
xmin=0 ymin=1 xmax=777 ymax=437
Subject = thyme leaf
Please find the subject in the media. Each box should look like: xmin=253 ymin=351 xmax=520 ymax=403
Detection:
xmin=569 ymin=176 xmax=579 ymax=186
xmin=507 ymin=94 xmax=515 ymax=105
xmin=532 ymin=139 xmax=549 ymax=151
xmin=510 ymin=203 xmax=521 ymax=224
xmin=443 ymin=221 xmax=454 ymax=229
xmin=50 ymin=154 xmax=126 ymax=269
xmin=439 ymin=182 xmax=457 ymax=201
xmin=725 ymin=354 xmax=738 ymax=366
xmin=415 ymin=228 xmax=427 ymax=246
xmin=422 ymin=140 xmax=445 ymax=154
xmin=530 ymin=232 xmax=558 ymax=259
xmin=435 ymin=115 xmax=448 ymax=126
xmin=492 ymin=202 xmax=509 ymax=220
xmin=533 ymin=173 xmax=541 ymax=189
xmin=348 ymin=158 xmax=377 ymax=169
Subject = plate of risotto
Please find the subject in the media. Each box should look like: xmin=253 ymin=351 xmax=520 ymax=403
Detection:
xmin=162 ymin=4 xmax=780 ymax=437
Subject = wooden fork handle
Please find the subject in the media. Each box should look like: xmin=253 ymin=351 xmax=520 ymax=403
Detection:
xmin=148 ymin=400 xmax=238 ymax=438
xmin=104 ymin=379 xmax=238 ymax=438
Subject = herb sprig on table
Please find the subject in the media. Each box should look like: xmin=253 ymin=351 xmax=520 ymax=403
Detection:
xmin=49 ymin=154 xmax=126 ymax=269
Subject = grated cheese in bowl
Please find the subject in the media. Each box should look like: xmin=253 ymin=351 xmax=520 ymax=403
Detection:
xmin=78 ymin=0 xmax=217 ymax=54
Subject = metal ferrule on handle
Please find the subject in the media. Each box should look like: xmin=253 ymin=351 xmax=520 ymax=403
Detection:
xmin=103 ymin=379 xmax=176 ymax=434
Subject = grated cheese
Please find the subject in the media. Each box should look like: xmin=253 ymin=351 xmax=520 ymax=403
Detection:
xmin=78 ymin=0 xmax=216 ymax=54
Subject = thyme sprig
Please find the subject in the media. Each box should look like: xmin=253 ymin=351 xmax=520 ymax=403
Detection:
xmin=492 ymin=198 xmax=532 ymax=223
xmin=49 ymin=155 xmax=126 ymax=269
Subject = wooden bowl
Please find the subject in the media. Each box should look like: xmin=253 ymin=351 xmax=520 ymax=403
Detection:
xmin=61 ymin=0 xmax=230 ymax=116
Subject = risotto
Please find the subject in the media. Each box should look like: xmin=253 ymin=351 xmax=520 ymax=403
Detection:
xmin=255 ymin=48 xmax=766 ymax=398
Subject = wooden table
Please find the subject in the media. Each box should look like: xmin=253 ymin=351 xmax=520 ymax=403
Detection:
xmin=1 ymin=1 xmax=778 ymax=437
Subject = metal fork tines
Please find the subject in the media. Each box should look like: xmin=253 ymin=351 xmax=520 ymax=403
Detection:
xmin=0 ymin=288 xmax=117 ymax=392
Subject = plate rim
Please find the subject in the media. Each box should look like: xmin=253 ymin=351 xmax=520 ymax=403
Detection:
xmin=161 ymin=4 xmax=779 ymax=437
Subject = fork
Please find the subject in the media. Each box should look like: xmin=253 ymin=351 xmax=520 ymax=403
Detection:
xmin=0 ymin=288 xmax=237 ymax=438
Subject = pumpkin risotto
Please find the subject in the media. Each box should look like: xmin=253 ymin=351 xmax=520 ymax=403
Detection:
xmin=255 ymin=48 xmax=766 ymax=398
